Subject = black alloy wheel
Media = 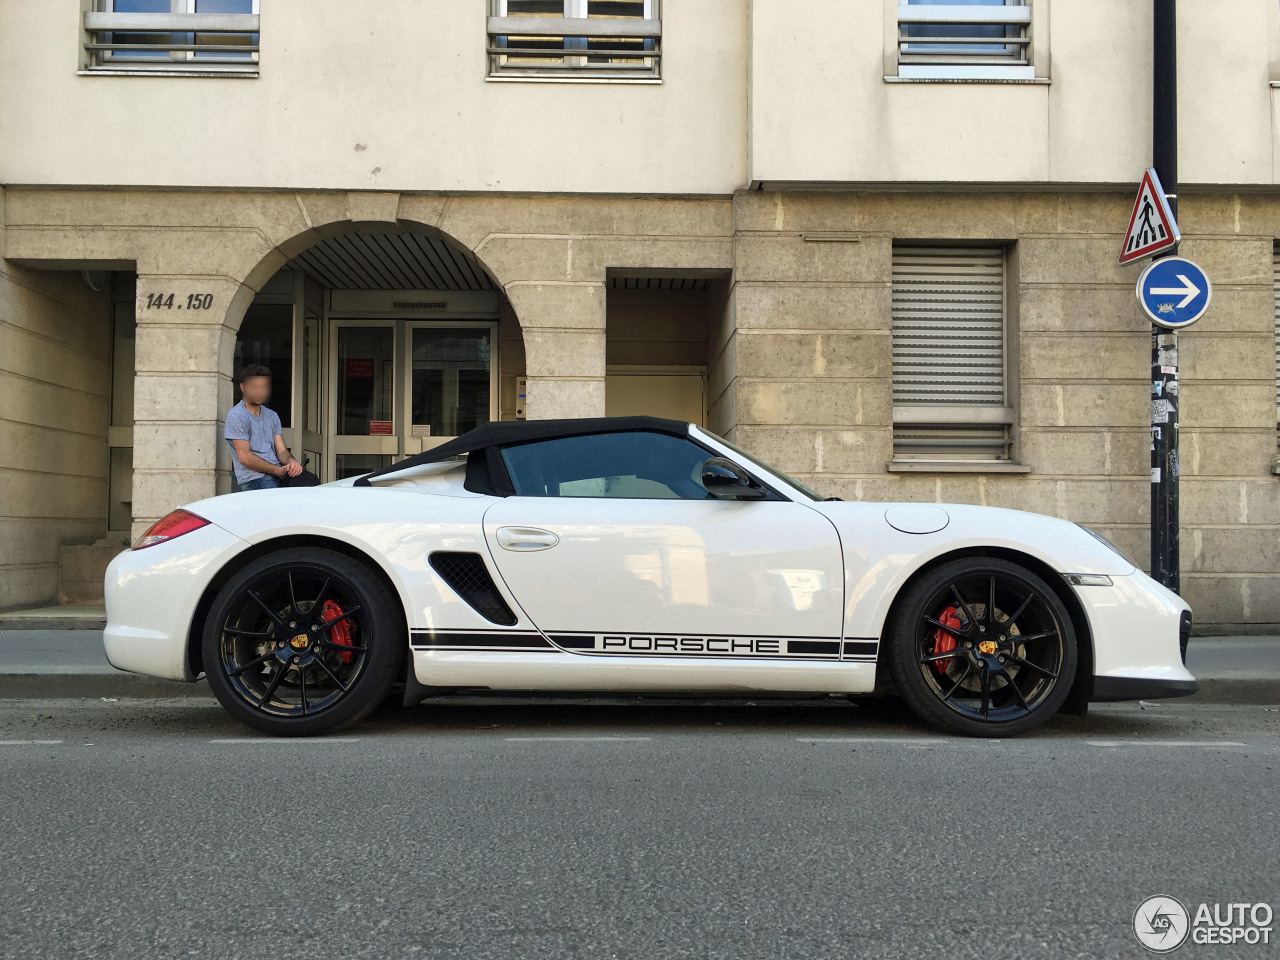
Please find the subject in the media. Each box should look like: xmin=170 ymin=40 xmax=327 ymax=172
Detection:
xmin=885 ymin=557 xmax=1078 ymax=737
xmin=202 ymin=548 xmax=403 ymax=736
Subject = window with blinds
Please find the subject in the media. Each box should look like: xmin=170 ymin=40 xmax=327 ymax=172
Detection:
xmin=1273 ymin=246 xmax=1280 ymax=450
xmin=488 ymin=0 xmax=660 ymax=80
xmin=891 ymin=245 xmax=1014 ymax=462
xmin=896 ymin=0 xmax=1033 ymax=81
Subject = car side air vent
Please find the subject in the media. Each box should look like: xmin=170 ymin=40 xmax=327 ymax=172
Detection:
xmin=428 ymin=551 xmax=518 ymax=626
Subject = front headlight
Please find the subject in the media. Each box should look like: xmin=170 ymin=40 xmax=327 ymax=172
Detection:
xmin=1075 ymin=522 xmax=1139 ymax=569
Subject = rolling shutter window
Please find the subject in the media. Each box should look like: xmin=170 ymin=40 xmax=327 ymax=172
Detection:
xmin=1273 ymin=246 xmax=1280 ymax=447
xmin=891 ymin=246 xmax=1013 ymax=461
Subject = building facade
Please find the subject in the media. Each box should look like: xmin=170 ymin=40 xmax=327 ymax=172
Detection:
xmin=1 ymin=0 xmax=1278 ymax=631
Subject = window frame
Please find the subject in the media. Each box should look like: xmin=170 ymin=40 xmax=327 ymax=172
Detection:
xmin=886 ymin=0 xmax=1045 ymax=83
xmin=487 ymin=0 xmax=661 ymax=82
xmin=83 ymin=0 xmax=260 ymax=75
xmin=495 ymin=428 xmax=787 ymax=501
xmin=889 ymin=242 xmax=1022 ymax=469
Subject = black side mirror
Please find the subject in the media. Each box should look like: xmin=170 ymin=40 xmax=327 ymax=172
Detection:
xmin=701 ymin=456 xmax=768 ymax=500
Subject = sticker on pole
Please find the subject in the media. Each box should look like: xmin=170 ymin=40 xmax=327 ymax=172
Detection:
xmin=1119 ymin=168 xmax=1181 ymax=266
xmin=1136 ymin=256 xmax=1211 ymax=329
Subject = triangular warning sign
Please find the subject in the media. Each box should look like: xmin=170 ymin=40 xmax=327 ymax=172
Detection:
xmin=1119 ymin=167 xmax=1181 ymax=266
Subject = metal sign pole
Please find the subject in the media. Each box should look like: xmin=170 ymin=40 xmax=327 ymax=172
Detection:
xmin=1151 ymin=0 xmax=1179 ymax=593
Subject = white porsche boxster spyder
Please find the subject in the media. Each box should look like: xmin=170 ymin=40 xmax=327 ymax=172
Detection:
xmin=104 ymin=416 xmax=1197 ymax=738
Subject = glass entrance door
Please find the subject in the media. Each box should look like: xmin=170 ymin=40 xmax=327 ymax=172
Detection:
xmin=327 ymin=318 xmax=499 ymax=481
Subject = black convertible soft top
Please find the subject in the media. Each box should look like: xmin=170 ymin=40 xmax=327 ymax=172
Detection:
xmin=353 ymin=415 xmax=691 ymax=487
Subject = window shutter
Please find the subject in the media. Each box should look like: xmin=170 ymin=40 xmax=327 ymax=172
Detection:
xmin=891 ymin=245 xmax=1012 ymax=461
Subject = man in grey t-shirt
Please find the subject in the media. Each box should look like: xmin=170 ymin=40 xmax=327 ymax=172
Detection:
xmin=224 ymin=363 xmax=304 ymax=490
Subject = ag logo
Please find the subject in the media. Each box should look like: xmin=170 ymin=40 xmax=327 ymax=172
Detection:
xmin=1134 ymin=895 xmax=1190 ymax=952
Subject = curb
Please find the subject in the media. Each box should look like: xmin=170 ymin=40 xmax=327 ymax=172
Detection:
xmin=1 ymin=673 xmax=1276 ymax=705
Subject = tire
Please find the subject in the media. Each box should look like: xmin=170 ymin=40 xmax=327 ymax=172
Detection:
xmin=202 ymin=547 xmax=404 ymax=737
xmin=884 ymin=557 xmax=1077 ymax=737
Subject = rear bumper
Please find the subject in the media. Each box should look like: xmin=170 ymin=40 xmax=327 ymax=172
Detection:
xmin=103 ymin=520 xmax=249 ymax=681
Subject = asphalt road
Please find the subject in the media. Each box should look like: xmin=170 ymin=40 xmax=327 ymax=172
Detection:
xmin=0 ymin=696 xmax=1276 ymax=960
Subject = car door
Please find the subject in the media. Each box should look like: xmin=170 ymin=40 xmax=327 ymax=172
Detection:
xmin=481 ymin=429 xmax=846 ymax=660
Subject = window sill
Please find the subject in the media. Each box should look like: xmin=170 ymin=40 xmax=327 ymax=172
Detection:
xmin=78 ymin=67 xmax=257 ymax=78
xmin=884 ymin=75 xmax=1049 ymax=85
xmin=887 ymin=461 xmax=1031 ymax=474
xmin=486 ymin=75 xmax=660 ymax=84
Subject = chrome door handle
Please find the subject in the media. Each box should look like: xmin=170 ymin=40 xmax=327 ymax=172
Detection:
xmin=495 ymin=526 xmax=560 ymax=551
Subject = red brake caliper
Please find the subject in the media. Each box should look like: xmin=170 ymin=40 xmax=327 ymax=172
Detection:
xmin=931 ymin=605 xmax=963 ymax=674
xmin=322 ymin=599 xmax=355 ymax=664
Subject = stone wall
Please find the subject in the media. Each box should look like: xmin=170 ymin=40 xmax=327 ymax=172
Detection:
xmin=0 ymin=189 xmax=113 ymax=609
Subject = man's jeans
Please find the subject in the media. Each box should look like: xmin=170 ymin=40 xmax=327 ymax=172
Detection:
xmin=239 ymin=475 xmax=281 ymax=491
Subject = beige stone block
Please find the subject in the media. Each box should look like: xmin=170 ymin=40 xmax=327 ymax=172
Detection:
xmin=735 ymin=425 xmax=892 ymax=475
xmin=0 ymin=518 xmax=106 ymax=566
xmin=131 ymin=423 xmax=223 ymax=472
xmin=734 ymin=235 xmax=891 ymax=284
xmin=0 ymin=265 xmax=112 ymax=347
xmin=131 ymin=468 xmax=219 ymax=522
xmin=736 ymin=378 xmax=888 ymax=426
xmin=0 ymin=565 xmax=58 ymax=612
xmin=1018 ymin=428 xmax=1148 ymax=476
xmin=731 ymin=282 xmax=892 ymax=332
xmin=733 ymin=330 xmax=891 ymax=380
xmin=346 ymin=191 xmax=400 ymax=225
xmin=1188 ymin=526 xmax=1280 ymax=574
xmin=134 ymin=323 xmax=237 ymax=375
xmin=135 ymin=276 xmax=250 ymax=328
xmin=133 ymin=374 xmax=223 ymax=423
xmin=524 ymin=377 xmax=605 ymax=420
xmin=0 ymin=420 xmax=109 ymax=479
xmin=1019 ymin=333 xmax=1150 ymax=381
xmin=0 ymin=371 xmax=110 ymax=436
xmin=1178 ymin=333 xmax=1277 ymax=382
xmin=522 ymin=330 xmax=606 ymax=379
xmin=1180 ymin=575 xmax=1280 ymax=627
xmin=1182 ymin=479 xmax=1280 ymax=525
xmin=1172 ymin=238 xmax=1273 ymax=286
xmin=1017 ymin=284 xmax=1151 ymax=334
xmin=0 ymin=321 xmax=110 ymax=399
xmin=1018 ymin=237 xmax=1136 ymax=285
xmin=1021 ymin=383 xmax=1147 ymax=427
xmin=504 ymin=283 xmax=605 ymax=331
xmin=0 ymin=467 xmax=107 ymax=521
xmin=1180 ymin=383 xmax=1275 ymax=429
xmin=1180 ymin=429 xmax=1278 ymax=478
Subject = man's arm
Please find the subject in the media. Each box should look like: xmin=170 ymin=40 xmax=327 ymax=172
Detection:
xmin=274 ymin=434 xmax=303 ymax=477
xmin=230 ymin=439 xmax=287 ymax=478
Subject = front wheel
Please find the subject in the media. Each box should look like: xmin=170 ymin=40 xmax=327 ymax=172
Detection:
xmin=202 ymin=547 xmax=404 ymax=737
xmin=884 ymin=558 xmax=1077 ymax=737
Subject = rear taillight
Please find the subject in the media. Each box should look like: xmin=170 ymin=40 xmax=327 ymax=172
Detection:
xmin=132 ymin=509 xmax=211 ymax=550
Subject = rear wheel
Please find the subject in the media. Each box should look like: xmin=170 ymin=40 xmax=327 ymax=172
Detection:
xmin=202 ymin=548 xmax=403 ymax=737
xmin=884 ymin=557 xmax=1077 ymax=737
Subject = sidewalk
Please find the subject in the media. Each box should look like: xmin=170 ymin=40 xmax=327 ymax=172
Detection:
xmin=1 ymin=628 xmax=1277 ymax=703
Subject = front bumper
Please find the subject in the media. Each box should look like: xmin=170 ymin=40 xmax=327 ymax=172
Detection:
xmin=103 ymin=520 xmax=249 ymax=681
xmin=1074 ymin=567 xmax=1198 ymax=701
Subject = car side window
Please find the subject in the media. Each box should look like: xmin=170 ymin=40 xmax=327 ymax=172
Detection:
xmin=498 ymin=430 xmax=717 ymax=499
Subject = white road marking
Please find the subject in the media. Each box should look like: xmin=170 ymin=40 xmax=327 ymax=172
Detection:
xmin=796 ymin=737 xmax=949 ymax=745
xmin=1086 ymin=739 xmax=1247 ymax=748
xmin=506 ymin=742 xmax=655 ymax=747
xmin=0 ymin=740 xmax=63 ymax=745
xmin=209 ymin=737 xmax=362 ymax=744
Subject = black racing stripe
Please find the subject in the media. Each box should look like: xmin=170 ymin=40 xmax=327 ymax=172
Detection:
xmin=842 ymin=641 xmax=879 ymax=657
xmin=411 ymin=631 xmax=552 ymax=649
xmin=549 ymin=634 xmax=597 ymax=649
xmin=788 ymin=640 xmax=841 ymax=655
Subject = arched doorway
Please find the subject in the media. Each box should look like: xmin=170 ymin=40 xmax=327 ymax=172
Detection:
xmin=228 ymin=223 xmax=525 ymax=486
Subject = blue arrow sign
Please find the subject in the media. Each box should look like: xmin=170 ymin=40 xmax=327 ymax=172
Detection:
xmin=1136 ymin=256 xmax=1211 ymax=329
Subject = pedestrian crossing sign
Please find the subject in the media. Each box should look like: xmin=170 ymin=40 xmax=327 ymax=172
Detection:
xmin=1119 ymin=167 xmax=1181 ymax=266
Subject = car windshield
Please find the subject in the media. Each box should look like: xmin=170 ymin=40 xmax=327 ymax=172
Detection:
xmin=698 ymin=428 xmax=824 ymax=501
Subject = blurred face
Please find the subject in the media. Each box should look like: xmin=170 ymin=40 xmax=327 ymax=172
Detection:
xmin=239 ymin=375 xmax=272 ymax=406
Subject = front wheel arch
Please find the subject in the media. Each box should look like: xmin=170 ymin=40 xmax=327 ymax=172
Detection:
xmin=187 ymin=535 xmax=409 ymax=681
xmin=874 ymin=546 xmax=1094 ymax=713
